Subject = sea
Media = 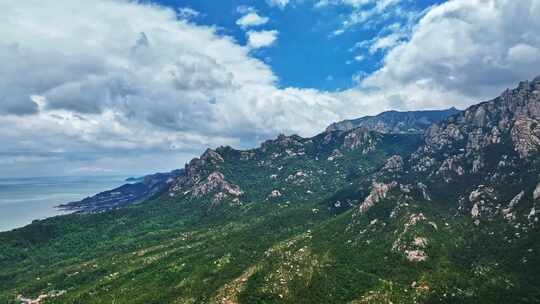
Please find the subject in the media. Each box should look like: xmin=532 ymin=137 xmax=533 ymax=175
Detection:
xmin=0 ymin=176 xmax=129 ymax=232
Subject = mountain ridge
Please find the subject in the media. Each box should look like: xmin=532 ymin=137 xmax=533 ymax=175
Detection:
xmin=1 ymin=76 xmax=540 ymax=304
xmin=57 ymin=169 xmax=183 ymax=213
xmin=326 ymin=107 xmax=461 ymax=134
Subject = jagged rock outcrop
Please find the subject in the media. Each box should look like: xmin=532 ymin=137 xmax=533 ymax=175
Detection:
xmin=170 ymin=148 xmax=225 ymax=194
xmin=502 ymin=190 xmax=525 ymax=221
xmin=391 ymin=213 xmax=433 ymax=263
xmin=192 ymin=172 xmax=243 ymax=197
xmin=534 ymin=183 xmax=540 ymax=201
xmin=422 ymin=77 xmax=540 ymax=159
xmin=340 ymin=127 xmax=379 ymax=154
xmin=169 ymin=149 xmax=243 ymax=204
xmin=404 ymin=77 xmax=540 ymax=201
xmin=359 ymin=76 xmax=540 ymax=231
xmin=358 ymin=182 xmax=398 ymax=213
xmin=261 ymin=134 xmax=303 ymax=152
xmin=381 ymin=155 xmax=404 ymax=173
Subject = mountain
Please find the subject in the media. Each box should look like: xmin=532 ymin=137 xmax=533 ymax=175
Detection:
xmin=57 ymin=170 xmax=183 ymax=213
xmin=326 ymin=107 xmax=461 ymax=133
xmin=0 ymin=77 xmax=539 ymax=304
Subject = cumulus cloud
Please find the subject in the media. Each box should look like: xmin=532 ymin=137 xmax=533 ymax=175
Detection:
xmin=0 ymin=0 xmax=347 ymax=170
xmin=236 ymin=12 xmax=269 ymax=28
xmin=0 ymin=0 xmax=335 ymax=176
xmin=361 ymin=0 xmax=540 ymax=109
xmin=1 ymin=0 xmax=540 ymax=177
xmin=246 ymin=30 xmax=279 ymax=49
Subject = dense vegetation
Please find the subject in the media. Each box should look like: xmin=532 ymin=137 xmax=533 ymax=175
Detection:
xmin=2 ymin=183 xmax=539 ymax=303
xmin=2 ymin=77 xmax=540 ymax=303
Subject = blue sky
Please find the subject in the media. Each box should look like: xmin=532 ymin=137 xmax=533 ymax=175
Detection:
xmin=147 ymin=0 xmax=443 ymax=91
xmin=1 ymin=0 xmax=540 ymax=177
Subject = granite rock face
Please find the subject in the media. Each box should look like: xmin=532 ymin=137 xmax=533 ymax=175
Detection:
xmin=341 ymin=127 xmax=377 ymax=154
xmin=365 ymin=76 xmax=540 ymax=229
xmin=381 ymin=155 xmax=404 ymax=173
xmin=170 ymin=148 xmax=225 ymax=194
xmin=169 ymin=149 xmax=243 ymax=204
xmin=422 ymin=77 xmax=540 ymax=159
xmin=358 ymin=181 xmax=398 ymax=213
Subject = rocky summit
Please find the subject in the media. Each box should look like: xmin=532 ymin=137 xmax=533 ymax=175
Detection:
xmin=1 ymin=77 xmax=540 ymax=304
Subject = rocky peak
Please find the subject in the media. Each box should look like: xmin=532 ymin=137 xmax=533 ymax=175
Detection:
xmin=261 ymin=133 xmax=303 ymax=152
xmin=341 ymin=127 xmax=377 ymax=153
xmin=169 ymin=148 xmax=241 ymax=204
xmin=200 ymin=148 xmax=224 ymax=164
xmin=363 ymin=77 xmax=540 ymax=226
xmin=192 ymin=171 xmax=243 ymax=204
xmin=423 ymin=76 xmax=540 ymax=158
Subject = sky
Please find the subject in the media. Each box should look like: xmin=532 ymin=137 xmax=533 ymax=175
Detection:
xmin=1 ymin=0 xmax=540 ymax=177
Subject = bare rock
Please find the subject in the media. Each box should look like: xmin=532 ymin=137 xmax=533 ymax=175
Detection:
xmin=511 ymin=116 xmax=540 ymax=158
xmin=358 ymin=181 xmax=398 ymax=213
xmin=436 ymin=155 xmax=464 ymax=178
xmin=201 ymin=148 xmax=224 ymax=164
xmin=417 ymin=182 xmax=431 ymax=201
xmin=269 ymin=190 xmax=282 ymax=198
xmin=471 ymin=203 xmax=480 ymax=218
xmin=382 ymin=155 xmax=404 ymax=173
xmin=261 ymin=134 xmax=303 ymax=152
xmin=534 ymin=183 xmax=540 ymax=200
xmin=508 ymin=190 xmax=525 ymax=209
xmin=469 ymin=186 xmax=496 ymax=203
xmin=193 ymin=172 xmax=244 ymax=200
xmin=327 ymin=149 xmax=343 ymax=161
xmin=413 ymin=237 xmax=428 ymax=247
xmin=342 ymin=127 xmax=375 ymax=153
xmin=405 ymin=250 xmax=428 ymax=262
xmin=528 ymin=207 xmax=537 ymax=221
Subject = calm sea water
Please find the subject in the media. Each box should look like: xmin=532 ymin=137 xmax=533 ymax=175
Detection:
xmin=0 ymin=176 xmax=128 ymax=232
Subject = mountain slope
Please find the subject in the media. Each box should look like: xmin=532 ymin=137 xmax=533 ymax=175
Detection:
xmin=347 ymin=76 xmax=540 ymax=302
xmin=1 ymin=77 xmax=540 ymax=304
xmin=57 ymin=170 xmax=183 ymax=213
xmin=369 ymin=76 xmax=540 ymax=218
xmin=0 ymin=126 xmax=423 ymax=304
xmin=326 ymin=107 xmax=460 ymax=134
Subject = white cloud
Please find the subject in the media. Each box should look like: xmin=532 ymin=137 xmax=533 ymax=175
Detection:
xmin=507 ymin=43 xmax=540 ymax=63
xmin=368 ymin=32 xmax=404 ymax=53
xmin=361 ymin=0 xmax=540 ymax=109
xmin=246 ymin=30 xmax=279 ymax=49
xmin=1 ymin=0 xmax=540 ymax=178
xmin=354 ymin=55 xmax=365 ymax=62
xmin=327 ymin=0 xmax=410 ymax=36
xmin=267 ymin=0 xmax=290 ymax=9
xmin=236 ymin=12 xmax=269 ymax=28
xmin=0 ymin=0 xmax=323 ymax=176
xmin=177 ymin=7 xmax=199 ymax=19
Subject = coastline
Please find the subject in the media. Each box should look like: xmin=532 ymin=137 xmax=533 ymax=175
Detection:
xmin=0 ymin=176 xmax=128 ymax=232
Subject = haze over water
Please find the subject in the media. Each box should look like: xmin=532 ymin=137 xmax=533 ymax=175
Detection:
xmin=0 ymin=176 xmax=128 ymax=232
